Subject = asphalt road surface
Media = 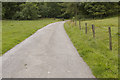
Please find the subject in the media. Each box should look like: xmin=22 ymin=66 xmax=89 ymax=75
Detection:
xmin=1 ymin=21 xmax=95 ymax=78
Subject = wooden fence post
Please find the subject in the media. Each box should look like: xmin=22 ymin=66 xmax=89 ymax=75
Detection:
xmin=62 ymin=18 xmax=64 ymax=21
xmin=85 ymin=23 xmax=87 ymax=34
xmin=92 ymin=24 xmax=95 ymax=38
xmin=75 ymin=19 xmax=77 ymax=26
xmin=79 ymin=19 xmax=81 ymax=30
xmin=108 ymin=27 xmax=112 ymax=50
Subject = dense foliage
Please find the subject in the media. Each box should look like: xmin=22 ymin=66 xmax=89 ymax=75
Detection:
xmin=2 ymin=2 xmax=119 ymax=20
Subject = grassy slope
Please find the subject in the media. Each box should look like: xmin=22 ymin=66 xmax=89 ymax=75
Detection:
xmin=64 ymin=17 xmax=118 ymax=78
xmin=2 ymin=18 xmax=60 ymax=54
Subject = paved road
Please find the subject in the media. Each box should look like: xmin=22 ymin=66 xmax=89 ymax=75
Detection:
xmin=2 ymin=21 xmax=95 ymax=78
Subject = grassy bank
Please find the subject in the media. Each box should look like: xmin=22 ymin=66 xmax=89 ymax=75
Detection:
xmin=64 ymin=17 xmax=118 ymax=78
xmin=2 ymin=18 xmax=60 ymax=54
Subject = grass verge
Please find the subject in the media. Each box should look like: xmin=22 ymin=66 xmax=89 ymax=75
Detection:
xmin=2 ymin=18 xmax=60 ymax=55
xmin=64 ymin=17 xmax=118 ymax=78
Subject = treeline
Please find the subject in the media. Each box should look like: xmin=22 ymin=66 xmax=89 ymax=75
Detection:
xmin=2 ymin=2 xmax=119 ymax=20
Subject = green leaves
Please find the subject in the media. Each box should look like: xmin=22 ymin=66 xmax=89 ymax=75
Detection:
xmin=2 ymin=2 xmax=119 ymax=20
xmin=14 ymin=3 xmax=38 ymax=20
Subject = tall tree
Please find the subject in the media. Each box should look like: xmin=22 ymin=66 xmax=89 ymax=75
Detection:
xmin=13 ymin=2 xmax=38 ymax=20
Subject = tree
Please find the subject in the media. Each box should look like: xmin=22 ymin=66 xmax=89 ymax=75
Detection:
xmin=63 ymin=2 xmax=80 ymax=25
xmin=13 ymin=2 xmax=38 ymax=20
xmin=83 ymin=2 xmax=119 ymax=18
xmin=2 ymin=2 xmax=23 ymax=19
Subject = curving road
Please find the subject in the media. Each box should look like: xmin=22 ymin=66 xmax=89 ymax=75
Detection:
xmin=1 ymin=21 xmax=95 ymax=78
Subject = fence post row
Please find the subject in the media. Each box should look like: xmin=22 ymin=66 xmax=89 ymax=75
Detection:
xmin=70 ymin=20 xmax=112 ymax=50
xmin=108 ymin=27 xmax=112 ymax=50
xmin=92 ymin=24 xmax=95 ymax=38
xmin=85 ymin=23 xmax=87 ymax=34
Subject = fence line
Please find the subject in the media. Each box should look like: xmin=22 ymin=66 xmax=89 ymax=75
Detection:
xmin=70 ymin=20 xmax=113 ymax=50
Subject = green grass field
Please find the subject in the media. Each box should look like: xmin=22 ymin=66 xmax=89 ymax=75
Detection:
xmin=64 ymin=17 xmax=118 ymax=78
xmin=2 ymin=18 xmax=60 ymax=55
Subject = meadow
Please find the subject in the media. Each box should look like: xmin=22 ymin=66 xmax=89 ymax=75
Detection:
xmin=2 ymin=18 xmax=60 ymax=54
xmin=64 ymin=17 xmax=118 ymax=78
